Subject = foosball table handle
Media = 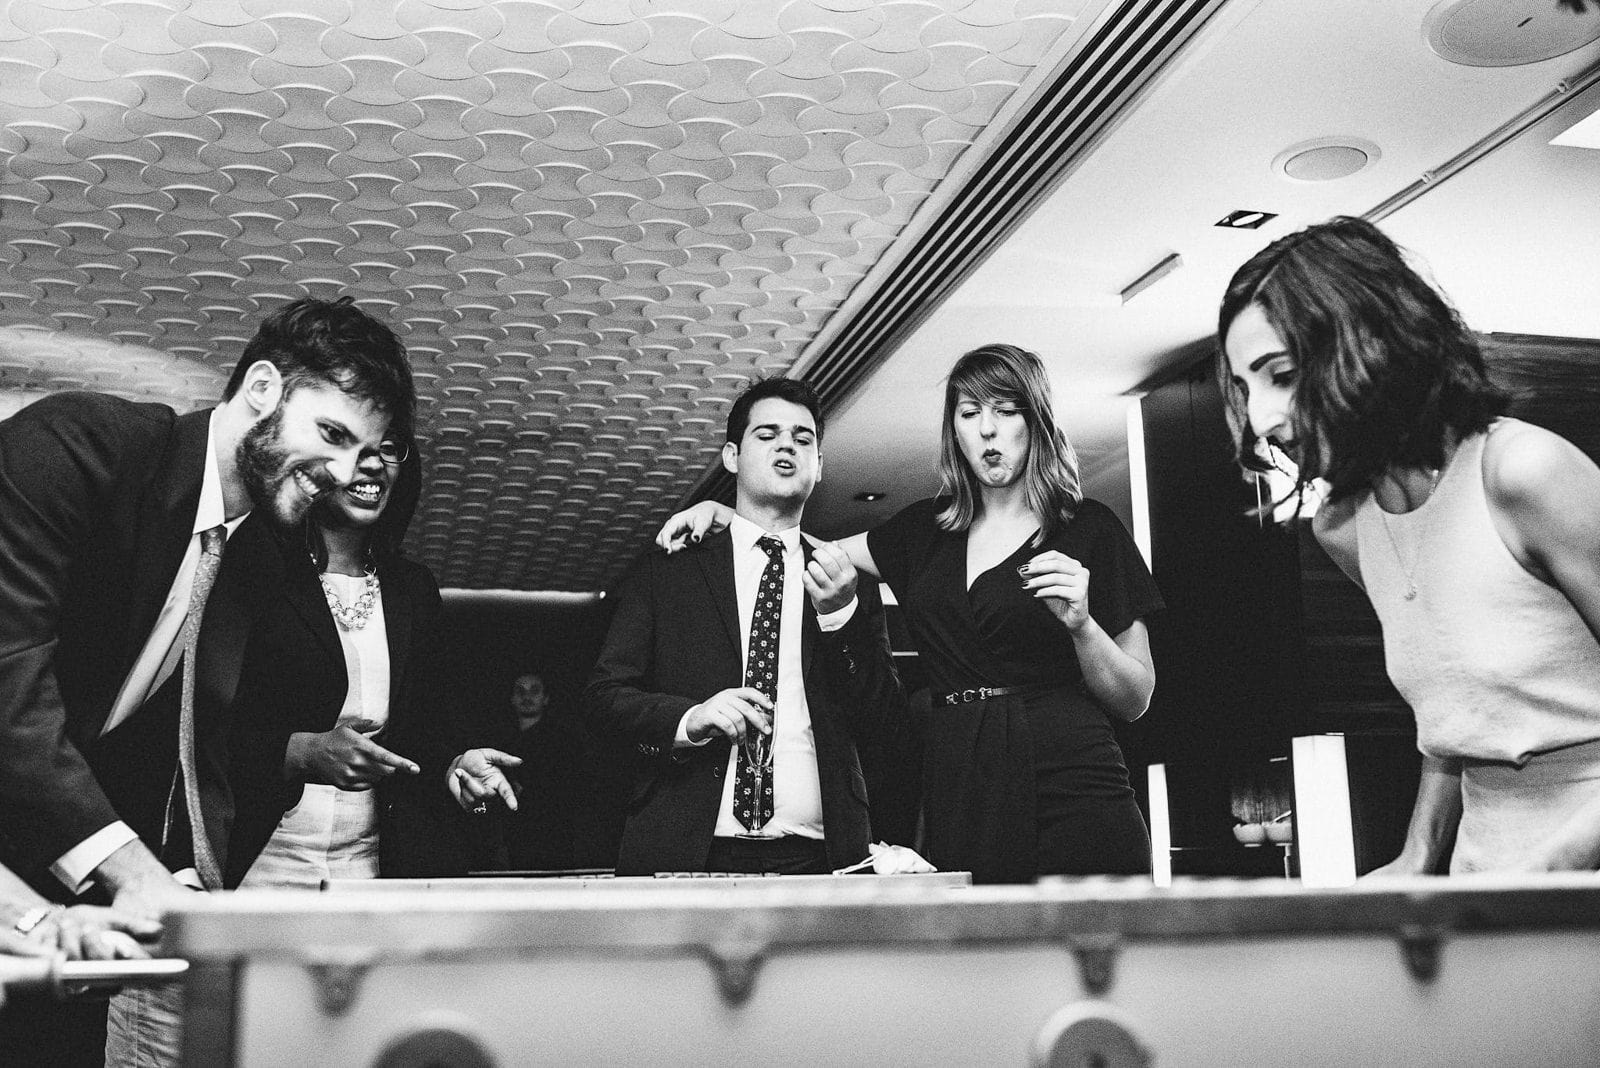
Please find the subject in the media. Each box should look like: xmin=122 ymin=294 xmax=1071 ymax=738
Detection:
xmin=0 ymin=956 xmax=189 ymax=997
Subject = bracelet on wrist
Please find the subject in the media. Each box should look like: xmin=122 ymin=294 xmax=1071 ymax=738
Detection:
xmin=12 ymin=903 xmax=65 ymax=936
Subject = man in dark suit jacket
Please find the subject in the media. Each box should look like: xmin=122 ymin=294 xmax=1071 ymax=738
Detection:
xmin=0 ymin=297 xmax=415 ymax=1064
xmin=585 ymin=378 xmax=905 ymax=876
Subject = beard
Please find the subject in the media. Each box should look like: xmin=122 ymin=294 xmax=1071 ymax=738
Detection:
xmin=237 ymin=407 xmax=329 ymax=528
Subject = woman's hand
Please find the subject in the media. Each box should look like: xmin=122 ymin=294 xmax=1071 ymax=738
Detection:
xmin=287 ymin=726 xmax=419 ymax=790
xmin=447 ymin=749 xmax=524 ymax=813
xmin=1360 ymin=854 xmax=1434 ymax=880
xmin=1020 ymin=550 xmax=1091 ymax=630
xmin=655 ymin=501 xmax=735 ymax=552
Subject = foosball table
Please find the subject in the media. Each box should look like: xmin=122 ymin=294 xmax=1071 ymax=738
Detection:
xmin=147 ymin=871 xmax=1600 ymax=1066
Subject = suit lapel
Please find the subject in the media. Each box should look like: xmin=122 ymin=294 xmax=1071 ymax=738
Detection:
xmin=124 ymin=407 xmax=211 ymax=669
xmin=284 ymin=546 xmax=345 ymax=668
xmin=800 ymin=537 xmax=816 ymax=681
xmin=696 ymin=531 xmax=742 ymax=657
xmin=381 ymin=564 xmax=412 ymax=720
xmin=196 ymin=516 xmax=283 ymax=717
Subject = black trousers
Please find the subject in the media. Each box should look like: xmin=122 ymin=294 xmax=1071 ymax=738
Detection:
xmin=704 ymin=835 xmax=829 ymax=875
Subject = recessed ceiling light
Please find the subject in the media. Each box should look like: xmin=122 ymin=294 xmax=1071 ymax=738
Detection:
xmin=853 ymin=491 xmax=886 ymax=502
xmin=1272 ymin=138 xmax=1381 ymax=182
xmin=1424 ymin=0 xmax=1600 ymax=67
xmin=1215 ymin=210 xmax=1277 ymax=230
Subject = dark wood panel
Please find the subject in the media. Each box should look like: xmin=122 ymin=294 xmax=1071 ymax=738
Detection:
xmin=1484 ymin=333 xmax=1600 ymax=464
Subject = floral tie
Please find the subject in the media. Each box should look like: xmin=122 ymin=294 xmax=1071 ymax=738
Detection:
xmin=175 ymin=525 xmax=226 ymax=889
xmin=734 ymin=535 xmax=784 ymax=832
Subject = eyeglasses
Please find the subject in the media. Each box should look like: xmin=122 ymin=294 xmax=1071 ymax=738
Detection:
xmin=376 ymin=439 xmax=410 ymax=465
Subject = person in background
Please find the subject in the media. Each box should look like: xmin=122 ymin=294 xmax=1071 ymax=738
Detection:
xmin=660 ymin=346 xmax=1162 ymax=884
xmin=490 ymin=672 xmax=585 ymax=871
xmin=590 ymin=378 xmax=906 ymax=876
xmin=0 ymin=296 xmax=414 ymax=1067
xmin=1218 ymin=215 xmax=1600 ymax=874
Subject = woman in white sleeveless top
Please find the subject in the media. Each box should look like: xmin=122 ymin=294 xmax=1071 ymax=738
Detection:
xmin=1218 ymin=216 xmax=1600 ymax=874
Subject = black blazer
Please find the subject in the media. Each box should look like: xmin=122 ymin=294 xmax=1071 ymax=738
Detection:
xmin=584 ymin=530 xmax=906 ymax=875
xmin=0 ymin=392 xmax=278 ymax=885
xmin=224 ymin=543 xmax=469 ymax=886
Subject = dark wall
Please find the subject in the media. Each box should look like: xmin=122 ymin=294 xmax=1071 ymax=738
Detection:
xmin=434 ymin=594 xmax=611 ymax=735
xmin=1135 ymin=360 xmax=1302 ymax=868
xmin=432 ymin=592 xmax=623 ymax=868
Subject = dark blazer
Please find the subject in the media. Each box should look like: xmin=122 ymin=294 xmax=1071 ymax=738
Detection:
xmin=0 ymin=392 xmax=278 ymax=885
xmin=224 ymin=544 xmax=469 ymax=886
xmin=584 ymin=530 xmax=906 ymax=875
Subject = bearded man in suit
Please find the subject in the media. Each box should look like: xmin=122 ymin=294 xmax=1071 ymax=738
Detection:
xmin=0 ymin=296 xmax=415 ymax=1065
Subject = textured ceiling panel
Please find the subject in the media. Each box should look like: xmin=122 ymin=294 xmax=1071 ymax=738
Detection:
xmin=0 ymin=0 xmax=1084 ymax=590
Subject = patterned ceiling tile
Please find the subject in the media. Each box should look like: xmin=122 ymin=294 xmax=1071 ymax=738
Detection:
xmin=1 ymin=0 xmax=1087 ymax=589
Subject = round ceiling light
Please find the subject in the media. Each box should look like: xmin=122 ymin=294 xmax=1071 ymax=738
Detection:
xmin=1272 ymin=138 xmax=1381 ymax=183
xmin=1423 ymin=0 xmax=1600 ymax=67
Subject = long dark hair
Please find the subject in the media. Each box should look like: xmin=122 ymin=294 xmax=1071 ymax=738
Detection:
xmin=1216 ymin=216 xmax=1506 ymax=500
xmin=935 ymin=344 xmax=1081 ymax=537
xmin=303 ymin=441 xmax=422 ymax=572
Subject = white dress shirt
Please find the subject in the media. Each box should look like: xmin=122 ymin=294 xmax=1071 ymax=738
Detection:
xmin=674 ymin=515 xmax=856 ymax=840
xmin=52 ymin=409 xmax=247 ymax=893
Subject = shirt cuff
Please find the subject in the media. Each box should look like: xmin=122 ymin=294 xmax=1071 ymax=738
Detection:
xmin=674 ymin=709 xmax=712 ymax=749
xmin=51 ymin=823 xmax=140 ymax=896
xmin=816 ymin=596 xmax=858 ymax=632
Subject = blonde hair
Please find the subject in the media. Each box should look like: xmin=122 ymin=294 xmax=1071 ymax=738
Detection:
xmin=935 ymin=344 xmax=1081 ymax=537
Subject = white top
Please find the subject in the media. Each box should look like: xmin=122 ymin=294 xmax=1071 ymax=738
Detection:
xmin=1355 ymin=419 xmax=1600 ymax=765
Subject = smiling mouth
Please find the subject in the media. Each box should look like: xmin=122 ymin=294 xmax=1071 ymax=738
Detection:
xmin=773 ymin=460 xmax=796 ymax=474
xmin=345 ymin=481 xmax=383 ymax=505
xmin=293 ymin=469 xmax=324 ymax=500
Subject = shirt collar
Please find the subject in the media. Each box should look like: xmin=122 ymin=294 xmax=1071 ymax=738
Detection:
xmin=201 ymin=408 xmax=250 ymax=537
xmin=729 ymin=512 xmax=801 ymax=557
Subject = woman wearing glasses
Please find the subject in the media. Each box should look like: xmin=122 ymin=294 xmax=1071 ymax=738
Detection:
xmin=226 ymin=436 xmax=517 ymax=887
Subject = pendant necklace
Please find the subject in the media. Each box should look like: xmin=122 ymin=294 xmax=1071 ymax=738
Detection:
xmin=1376 ymin=466 xmax=1441 ymax=602
xmin=317 ymin=555 xmax=381 ymax=630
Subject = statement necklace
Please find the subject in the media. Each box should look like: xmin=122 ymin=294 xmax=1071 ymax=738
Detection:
xmin=1375 ymin=466 xmax=1441 ymax=602
xmin=318 ymin=561 xmax=381 ymax=630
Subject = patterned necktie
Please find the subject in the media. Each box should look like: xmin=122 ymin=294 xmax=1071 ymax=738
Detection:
xmin=734 ymin=535 xmax=785 ymax=832
xmin=175 ymin=525 xmax=227 ymax=889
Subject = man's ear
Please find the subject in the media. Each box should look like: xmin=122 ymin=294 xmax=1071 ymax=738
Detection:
xmin=240 ymin=360 xmax=284 ymax=419
xmin=721 ymin=440 xmax=739 ymax=476
xmin=814 ymin=448 xmax=822 ymax=485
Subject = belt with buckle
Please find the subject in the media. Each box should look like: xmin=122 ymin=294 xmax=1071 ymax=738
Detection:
xmin=935 ymin=685 xmax=1038 ymax=706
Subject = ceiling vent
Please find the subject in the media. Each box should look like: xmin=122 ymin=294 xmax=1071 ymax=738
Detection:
xmin=1423 ymin=0 xmax=1600 ymax=67
xmin=1273 ymin=138 xmax=1381 ymax=182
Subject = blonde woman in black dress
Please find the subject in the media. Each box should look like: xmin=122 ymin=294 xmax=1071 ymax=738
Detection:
xmin=660 ymin=347 xmax=1162 ymax=883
